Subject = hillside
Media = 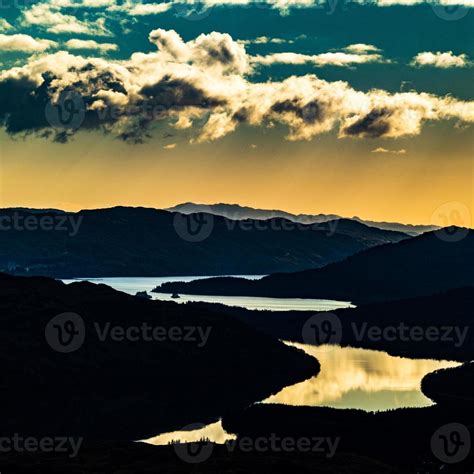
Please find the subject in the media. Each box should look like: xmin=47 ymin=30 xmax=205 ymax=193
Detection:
xmin=198 ymin=287 xmax=474 ymax=361
xmin=156 ymin=228 xmax=474 ymax=304
xmin=0 ymin=272 xmax=317 ymax=439
xmin=0 ymin=206 xmax=408 ymax=278
xmin=167 ymin=202 xmax=438 ymax=235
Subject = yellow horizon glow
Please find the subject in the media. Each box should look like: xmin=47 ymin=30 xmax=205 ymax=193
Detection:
xmin=1 ymin=127 xmax=472 ymax=227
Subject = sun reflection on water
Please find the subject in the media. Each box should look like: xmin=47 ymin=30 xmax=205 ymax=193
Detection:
xmin=263 ymin=343 xmax=460 ymax=411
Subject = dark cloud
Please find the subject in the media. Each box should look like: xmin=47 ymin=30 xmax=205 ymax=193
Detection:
xmin=271 ymin=99 xmax=323 ymax=124
xmin=140 ymin=76 xmax=225 ymax=109
xmin=342 ymin=108 xmax=392 ymax=138
xmin=0 ymin=74 xmax=52 ymax=134
xmin=0 ymin=29 xmax=471 ymax=144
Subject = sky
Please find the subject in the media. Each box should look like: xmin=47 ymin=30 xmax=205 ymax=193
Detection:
xmin=0 ymin=0 xmax=473 ymax=226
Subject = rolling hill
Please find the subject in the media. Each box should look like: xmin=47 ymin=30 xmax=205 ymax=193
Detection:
xmin=167 ymin=202 xmax=438 ymax=236
xmin=155 ymin=228 xmax=474 ymax=304
xmin=0 ymin=272 xmax=316 ymax=439
xmin=0 ymin=206 xmax=408 ymax=278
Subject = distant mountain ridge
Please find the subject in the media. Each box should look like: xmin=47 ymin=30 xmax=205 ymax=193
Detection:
xmin=166 ymin=202 xmax=439 ymax=236
xmin=0 ymin=206 xmax=408 ymax=278
xmin=155 ymin=227 xmax=474 ymax=304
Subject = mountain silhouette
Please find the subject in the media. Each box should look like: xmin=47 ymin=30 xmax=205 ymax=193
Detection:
xmin=167 ymin=202 xmax=439 ymax=236
xmin=201 ymin=286 xmax=474 ymax=361
xmin=0 ymin=206 xmax=408 ymax=278
xmin=0 ymin=272 xmax=316 ymax=439
xmin=156 ymin=228 xmax=474 ymax=304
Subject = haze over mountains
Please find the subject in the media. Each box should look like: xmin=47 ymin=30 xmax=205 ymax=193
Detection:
xmin=156 ymin=228 xmax=474 ymax=304
xmin=0 ymin=207 xmax=408 ymax=278
xmin=167 ymin=203 xmax=439 ymax=236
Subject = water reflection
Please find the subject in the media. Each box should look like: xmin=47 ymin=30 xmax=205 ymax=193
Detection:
xmin=263 ymin=343 xmax=460 ymax=411
xmin=144 ymin=420 xmax=236 ymax=445
xmin=63 ymin=276 xmax=354 ymax=312
xmin=144 ymin=344 xmax=461 ymax=445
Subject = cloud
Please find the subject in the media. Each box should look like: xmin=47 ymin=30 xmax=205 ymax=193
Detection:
xmin=17 ymin=0 xmax=474 ymax=21
xmin=163 ymin=143 xmax=177 ymax=149
xmin=253 ymin=51 xmax=388 ymax=67
xmin=250 ymin=41 xmax=386 ymax=68
xmin=22 ymin=3 xmax=112 ymax=36
xmin=0 ymin=34 xmax=57 ymax=52
xmin=109 ymin=2 xmax=172 ymax=15
xmin=0 ymin=29 xmax=472 ymax=144
xmin=375 ymin=0 xmax=473 ymax=5
xmin=411 ymin=51 xmax=471 ymax=68
xmin=344 ymin=43 xmax=381 ymax=53
xmin=65 ymin=39 xmax=118 ymax=51
xmin=371 ymin=147 xmax=407 ymax=154
xmin=14 ymin=0 xmax=474 ymax=38
xmin=239 ymin=36 xmax=294 ymax=45
xmin=0 ymin=20 xmax=14 ymax=33
xmin=50 ymin=0 xmax=116 ymax=6
xmin=188 ymin=0 xmax=474 ymax=8
xmin=148 ymin=28 xmax=250 ymax=75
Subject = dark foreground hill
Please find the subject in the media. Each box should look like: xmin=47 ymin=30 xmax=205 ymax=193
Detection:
xmin=156 ymin=228 xmax=474 ymax=304
xmin=0 ymin=273 xmax=316 ymax=440
xmin=0 ymin=440 xmax=406 ymax=473
xmin=0 ymin=273 xmax=472 ymax=473
xmin=222 ymin=363 xmax=474 ymax=472
xmin=2 ymin=362 xmax=472 ymax=473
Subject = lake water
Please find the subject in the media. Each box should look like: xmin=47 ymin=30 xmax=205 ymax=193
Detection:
xmin=263 ymin=342 xmax=460 ymax=411
xmin=61 ymin=276 xmax=459 ymax=445
xmin=62 ymin=276 xmax=354 ymax=312
xmin=144 ymin=343 xmax=460 ymax=446
xmin=144 ymin=420 xmax=236 ymax=446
